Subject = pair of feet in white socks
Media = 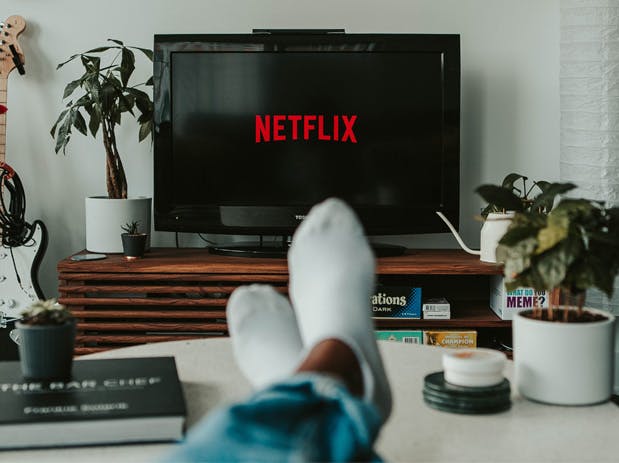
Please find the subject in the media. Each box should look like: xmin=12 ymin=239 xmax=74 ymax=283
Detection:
xmin=227 ymin=198 xmax=392 ymax=420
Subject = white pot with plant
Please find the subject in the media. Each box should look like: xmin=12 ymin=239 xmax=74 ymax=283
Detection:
xmin=51 ymin=39 xmax=153 ymax=253
xmin=497 ymin=198 xmax=619 ymax=405
xmin=438 ymin=173 xmax=575 ymax=263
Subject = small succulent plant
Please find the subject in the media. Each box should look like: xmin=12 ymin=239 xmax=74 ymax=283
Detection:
xmin=121 ymin=220 xmax=140 ymax=235
xmin=21 ymin=299 xmax=73 ymax=325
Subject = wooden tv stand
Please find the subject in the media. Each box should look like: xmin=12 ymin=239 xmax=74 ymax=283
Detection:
xmin=58 ymin=248 xmax=506 ymax=355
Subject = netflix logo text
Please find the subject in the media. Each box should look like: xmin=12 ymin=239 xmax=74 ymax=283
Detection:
xmin=255 ymin=114 xmax=358 ymax=143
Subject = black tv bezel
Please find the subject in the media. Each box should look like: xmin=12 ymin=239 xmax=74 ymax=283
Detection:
xmin=154 ymin=33 xmax=460 ymax=236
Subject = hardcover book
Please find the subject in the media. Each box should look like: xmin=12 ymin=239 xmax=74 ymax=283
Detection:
xmin=0 ymin=356 xmax=186 ymax=449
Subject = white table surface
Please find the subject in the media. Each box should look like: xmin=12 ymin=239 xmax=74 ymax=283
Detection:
xmin=4 ymin=339 xmax=619 ymax=463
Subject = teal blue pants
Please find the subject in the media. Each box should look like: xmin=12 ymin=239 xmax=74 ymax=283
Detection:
xmin=164 ymin=373 xmax=383 ymax=462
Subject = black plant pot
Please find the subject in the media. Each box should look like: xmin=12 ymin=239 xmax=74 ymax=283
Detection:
xmin=122 ymin=233 xmax=148 ymax=259
xmin=16 ymin=320 xmax=76 ymax=380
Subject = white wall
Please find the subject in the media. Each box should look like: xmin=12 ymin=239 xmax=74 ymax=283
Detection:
xmin=2 ymin=0 xmax=560 ymax=297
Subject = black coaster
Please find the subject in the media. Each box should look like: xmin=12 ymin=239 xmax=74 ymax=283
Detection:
xmin=423 ymin=371 xmax=511 ymax=415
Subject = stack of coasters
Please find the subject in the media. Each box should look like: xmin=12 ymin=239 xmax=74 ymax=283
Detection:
xmin=423 ymin=372 xmax=511 ymax=414
xmin=423 ymin=349 xmax=511 ymax=414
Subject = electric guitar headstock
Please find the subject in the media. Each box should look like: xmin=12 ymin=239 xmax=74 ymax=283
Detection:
xmin=0 ymin=15 xmax=26 ymax=79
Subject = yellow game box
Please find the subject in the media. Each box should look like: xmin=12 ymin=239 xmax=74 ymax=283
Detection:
xmin=423 ymin=330 xmax=477 ymax=349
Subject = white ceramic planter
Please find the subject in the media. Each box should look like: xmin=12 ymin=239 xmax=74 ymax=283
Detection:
xmin=85 ymin=196 xmax=151 ymax=253
xmin=480 ymin=212 xmax=514 ymax=263
xmin=514 ymin=308 xmax=616 ymax=405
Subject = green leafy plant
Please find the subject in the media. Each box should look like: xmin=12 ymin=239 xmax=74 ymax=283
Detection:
xmin=496 ymin=198 xmax=619 ymax=320
xmin=51 ymin=39 xmax=154 ymax=199
xmin=475 ymin=173 xmax=576 ymax=218
xmin=121 ymin=220 xmax=140 ymax=235
xmin=21 ymin=299 xmax=73 ymax=325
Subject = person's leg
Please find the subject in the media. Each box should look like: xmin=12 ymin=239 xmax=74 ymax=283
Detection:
xmin=165 ymin=339 xmax=381 ymax=463
xmin=289 ymin=197 xmax=392 ymax=419
xmin=164 ymin=198 xmax=389 ymax=462
xmin=296 ymin=338 xmax=364 ymax=397
xmin=226 ymin=284 xmax=304 ymax=389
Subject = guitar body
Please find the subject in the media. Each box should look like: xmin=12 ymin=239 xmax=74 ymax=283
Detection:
xmin=0 ymin=16 xmax=49 ymax=359
xmin=0 ymin=221 xmax=48 ymax=319
xmin=0 ymin=221 xmax=47 ymax=360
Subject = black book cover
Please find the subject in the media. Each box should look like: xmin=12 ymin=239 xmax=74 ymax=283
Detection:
xmin=0 ymin=357 xmax=186 ymax=447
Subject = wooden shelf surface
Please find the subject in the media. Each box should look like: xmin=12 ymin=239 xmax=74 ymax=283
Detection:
xmin=374 ymin=304 xmax=510 ymax=329
xmin=59 ymin=248 xmax=501 ymax=276
xmin=59 ymin=247 xmax=507 ymax=354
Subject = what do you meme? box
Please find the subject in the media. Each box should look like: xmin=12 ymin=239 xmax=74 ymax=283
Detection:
xmin=489 ymin=275 xmax=549 ymax=320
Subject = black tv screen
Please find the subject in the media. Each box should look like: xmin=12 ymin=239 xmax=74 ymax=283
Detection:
xmin=154 ymin=34 xmax=460 ymax=236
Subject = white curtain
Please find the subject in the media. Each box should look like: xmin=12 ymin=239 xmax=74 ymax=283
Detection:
xmin=560 ymin=0 xmax=619 ymax=313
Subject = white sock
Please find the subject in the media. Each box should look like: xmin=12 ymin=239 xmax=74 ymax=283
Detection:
xmin=288 ymin=198 xmax=392 ymax=420
xmin=227 ymin=285 xmax=303 ymax=389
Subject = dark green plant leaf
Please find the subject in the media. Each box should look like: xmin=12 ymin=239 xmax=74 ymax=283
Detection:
xmin=56 ymin=53 xmax=81 ymax=70
xmin=501 ymin=173 xmax=526 ymax=190
xmin=50 ymin=109 xmax=69 ymax=138
xmin=137 ymin=111 xmax=152 ymax=124
xmin=63 ymin=79 xmax=82 ymax=99
xmin=552 ymin=198 xmax=600 ymax=223
xmin=82 ymin=74 xmax=101 ymax=103
xmin=475 ymin=185 xmax=524 ymax=212
xmin=55 ymin=115 xmax=73 ymax=154
xmin=73 ymin=94 xmax=91 ymax=107
xmin=535 ymin=181 xmax=550 ymax=192
xmin=87 ymin=105 xmax=101 ymax=137
xmin=136 ymin=98 xmax=152 ymax=117
xmin=118 ymin=93 xmax=135 ymax=114
xmin=108 ymin=38 xmax=124 ymax=46
xmin=80 ymin=55 xmax=101 ymax=74
xmin=145 ymin=76 xmax=153 ymax=86
xmin=129 ymin=46 xmax=153 ymax=61
xmin=139 ymin=120 xmax=152 ymax=142
xmin=498 ymin=236 xmax=537 ymax=280
xmin=73 ymin=110 xmax=88 ymax=136
xmin=126 ymin=87 xmax=150 ymax=102
xmin=120 ymin=47 xmax=136 ymax=87
xmin=100 ymin=82 xmax=119 ymax=114
xmin=85 ymin=46 xmax=117 ymax=53
xmin=536 ymin=211 xmax=570 ymax=254
xmin=532 ymin=239 xmax=576 ymax=290
xmin=531 ymin=182 xmax=577 ymax=213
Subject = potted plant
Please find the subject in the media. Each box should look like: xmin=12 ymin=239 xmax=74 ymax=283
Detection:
xmin=121 ymin=220 xmax=148 ymax=259
xmin=51 ymin=39 xmax=154 ymax=253
xmin=496 ymin=198 xmax=619 ymax=405
xmin=474 ymin=173 xmax=575 ymax=263
xmin=16 ymin=299 xmax=75 ymax=380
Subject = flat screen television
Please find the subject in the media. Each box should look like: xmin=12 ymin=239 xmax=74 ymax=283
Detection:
xmin=154 ymin=32 xmax=460 ymax=255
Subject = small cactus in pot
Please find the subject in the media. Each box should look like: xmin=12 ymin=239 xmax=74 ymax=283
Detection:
xmin=121 ymin=220 xmax=148 ymax=259
xmin=16 ymin=299 xmax=75 ymax=380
